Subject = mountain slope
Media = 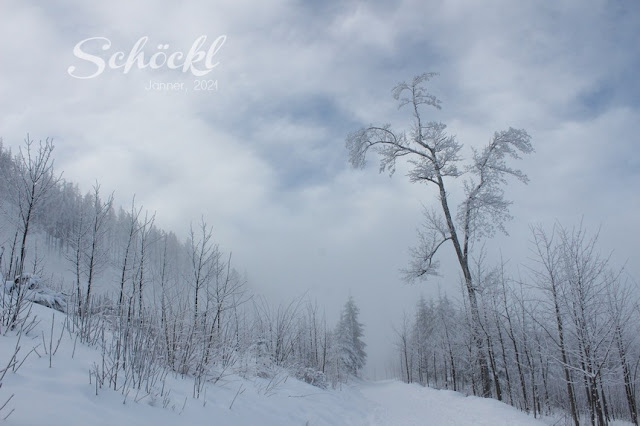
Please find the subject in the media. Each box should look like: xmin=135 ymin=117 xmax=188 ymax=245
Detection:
xmin=1 ymin=302 xmax=550 ymax=426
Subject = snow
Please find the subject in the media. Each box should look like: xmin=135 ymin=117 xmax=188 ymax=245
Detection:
xmin=1 ymin=302 xmax=552 ymax=426
xmin=3 ymin=275 xmax=68 ymax=313
xmin=359 ymin=381 xmax=543 ymax=426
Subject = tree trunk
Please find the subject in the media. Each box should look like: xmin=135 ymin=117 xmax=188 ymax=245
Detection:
xmin=435 ymin=172 xmax=492 ymax=398
xmin=615 ymin=326 xmax=638 ymax=425
xmin=18 ymin=200 xmax=34 ymax=276
xmin=554 ymin=291 xmax=579 ymax=426
xmin=487 ymin=334 xmax=502 ymax=401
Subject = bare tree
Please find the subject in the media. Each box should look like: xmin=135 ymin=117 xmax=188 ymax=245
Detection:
xmin=528 ymin=225 xmax=580 ymax=426
xmin=1 ymin=136 xmax=60 ymax=329
xmin=394 ymin=313 xmax=413 ymax=384
xmin=557 ymin=224 xmax=615 ymax=426
xmin=346 ymin=72 xmax=532 ymax=397
xmin=189 ymin=219 xmax=219 ymax=326
xmin=527 ymin=222 xmax=626 ymax=426
xmin=118 ymin=198 xmax=142 ymax=315
xmin=253 ymin=296 xmax=304 ymax=368
xmin=5 ymin=136 xmax=60 ymax=279
xmin=606 ymin=277 xmax=639 ymax=426
xmin=83 ymin=183 xmax=114 ymax=315
xmin=66 ymin=199 xmax=88 ymax=314
xmin=412 ymin=296 xmax=435 ymax=386
xmin=135 ymin=210 xmax=156 ymax=316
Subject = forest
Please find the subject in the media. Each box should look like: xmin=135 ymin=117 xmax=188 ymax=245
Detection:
xmin=0 ymin=136 xmax=368 ymax=417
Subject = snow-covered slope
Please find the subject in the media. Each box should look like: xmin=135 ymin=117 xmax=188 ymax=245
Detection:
xmin=1 ymin=302 xmax=550 ymax=426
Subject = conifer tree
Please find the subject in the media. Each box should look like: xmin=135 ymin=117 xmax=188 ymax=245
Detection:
xmin=335 ymin=296 xmax=367 ymax=376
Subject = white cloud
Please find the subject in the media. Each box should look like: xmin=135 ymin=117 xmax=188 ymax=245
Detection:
xmin=1 ymin=0 xmax=638 ymax=374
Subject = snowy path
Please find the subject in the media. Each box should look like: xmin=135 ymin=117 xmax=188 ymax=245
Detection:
xmin=355 ymin=380 xmax=545 ymax=426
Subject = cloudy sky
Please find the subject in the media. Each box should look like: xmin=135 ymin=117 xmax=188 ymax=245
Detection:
xmin=1 ymin=0 xmax=639 ymax=375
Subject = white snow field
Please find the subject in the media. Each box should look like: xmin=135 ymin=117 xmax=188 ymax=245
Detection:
xmin=0 ymin=302 xmax=550 ymax=426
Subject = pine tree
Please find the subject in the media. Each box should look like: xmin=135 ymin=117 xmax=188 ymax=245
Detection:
xmin=335 ymin=296 xmax=367 ymax=376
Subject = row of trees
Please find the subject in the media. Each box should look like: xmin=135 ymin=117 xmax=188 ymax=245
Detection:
xmin=395 ymin=225 xmax=639 ymax=425
xmin=347 ymin=73 xmax=638 ymax=425
xmin=0 ymin=136 xmax=367 ymax=402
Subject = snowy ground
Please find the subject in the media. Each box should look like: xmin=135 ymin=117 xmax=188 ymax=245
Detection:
xmin=359 ymin=381 xmax=545 ymax=426
xmin=0 ymin=302 xmax=581 ymax=425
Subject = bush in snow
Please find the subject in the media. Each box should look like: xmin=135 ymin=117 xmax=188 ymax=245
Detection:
xmin=3 ymin=274 xmax=67 ymax=314
xmin=292 ymin=366 xmax=327 ymax=389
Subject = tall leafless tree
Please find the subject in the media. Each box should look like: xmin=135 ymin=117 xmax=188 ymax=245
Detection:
xmin=83 ymin=183 xmax=113 ymax=315
xmin=528 ymin=225 xmax=580 ymax=426
xmin=5 ymin=136 xmax=60 ymax=279
xmin=134 ymin=210 xmax=155 ymax=316
xmin=118 ymin=198 xmax=142 ymax=315
xmin=346 ymin=73 xmax=532 ymax=397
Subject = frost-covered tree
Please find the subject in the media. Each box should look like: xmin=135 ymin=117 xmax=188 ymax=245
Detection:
xmin=1 ymin=136 xmax=60 ymax=330
xmin=335 ymin=296 xmax=367 ymax=376
xmin=346 ymin=72 xmax=532 ymax=397
xmin=412 ymin=296 xmax=435 ymax=386
xmin=528 ymin=223 xmax=624 ymax=426
xmin=3 ymin=136 xmax=60 ymax=279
